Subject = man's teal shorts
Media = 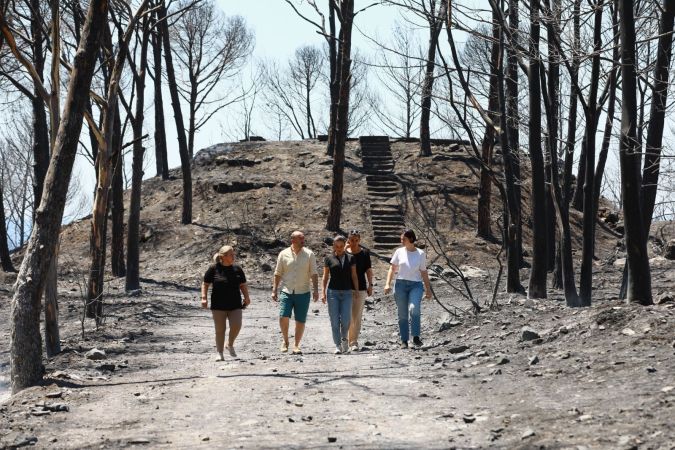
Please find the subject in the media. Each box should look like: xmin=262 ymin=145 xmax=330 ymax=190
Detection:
xmin=279 ymin=291 xmax=311 ymax=323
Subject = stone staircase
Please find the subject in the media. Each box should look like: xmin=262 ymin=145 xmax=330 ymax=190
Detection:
xmin=359 ymin=136 xmax=405 ymax=253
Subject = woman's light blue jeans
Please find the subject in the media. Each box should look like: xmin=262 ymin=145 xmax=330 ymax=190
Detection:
xmin=327 ymin=288 xmax=352 ymax=347
xmin=394 ymin=279 xmax=423 ymax=342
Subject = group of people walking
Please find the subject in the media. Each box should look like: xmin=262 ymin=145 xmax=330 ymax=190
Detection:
xmin=200 ymin=229 xmax=431 ymax=360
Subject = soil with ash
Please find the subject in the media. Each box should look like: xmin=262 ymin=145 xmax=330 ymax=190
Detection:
xmin=0 ymin=140 xmax=674 ymax=448
xmin=0 ymin=260 xmax=673 ymax=449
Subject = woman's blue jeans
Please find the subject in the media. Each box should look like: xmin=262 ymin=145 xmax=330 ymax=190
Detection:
xmin=327 ymin=288 xmax=352 ymax=346
xmin=394 ymin=279 xmax=423 ymax=342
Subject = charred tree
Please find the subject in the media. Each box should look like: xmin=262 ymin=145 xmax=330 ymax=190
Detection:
xmin=159 ymin=0 xmax=192 ymax=224
xmin=110 ymin=109 xmax=125 ymax=277
xmin=527 ymin=0 xmax=547 ymax=299
xmin=419 ymin=0 xmax=446 ymax=156
xmin=10 ymin=0 xmax=108 ymax=393
xmin=326 ymin=0 xmax=354 ymax=231
xmin=617 ymin=0 xmax=652 ymax=305
xmin=0 ymin=184 xmax=15 ymax=272
xmin=126 ymin=16 xmax=151 ymax=292
xmin=151 ymin=2 xmax=169 ymax=180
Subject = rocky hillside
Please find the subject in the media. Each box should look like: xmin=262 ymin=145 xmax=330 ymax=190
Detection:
xmin=4 ymin=138 xmax=655 ymax=292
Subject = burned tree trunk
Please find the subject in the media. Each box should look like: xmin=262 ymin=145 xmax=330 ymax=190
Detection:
xmin=617 ymin=0 xmax=652 ymax=305
xmin=326 ymin=1 xmax=339 ymax=157
xmin=641 ymin=0 xmax=674 ymax=232
xmin=151 ymin=3 xmax=169 ymax=179
xmin=578 ymin=1 xmax=604 ymax=305
xmin=110 ymin=109 xmax=125 ymax=277
xmin=159 ymin=0 xmax=192 ymax=224
xmin=10 ymin=0 xmax=108 ymax=393
xmin=527 ymin=0 xmax=547 ymax=299
xmin=477 ymin=10 xmax=500 ymax=240
xmin=126 ymin=19 xmax=151 ymax=292
xmin=419 ymin=1 xmax=446 ymax=157
xmin=0 ymin=185 xmax=15 ymax=272
xmin=326 ymin=0 xmax=354 ymax=231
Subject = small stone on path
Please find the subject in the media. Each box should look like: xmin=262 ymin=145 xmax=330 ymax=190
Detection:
xmin=521 ymin=328 xmax=540 ymax=341
xmin=521 ymin=428 xmax=536 ymax=439
xmin=327 ymin=436 xmax=337 ymax=443
xmin=85 ymin=348 xmax=106 ymax=360
xmin=529 ymin=355 xmax=540 ymax=366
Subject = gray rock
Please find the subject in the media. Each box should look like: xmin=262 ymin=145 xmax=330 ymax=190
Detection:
xmin=279 ymin=181 xmax=293 ymax=190
xmin=13 ymin=436 xmax=38 ymax=447
xmin=664 ymin=239 xmax=675 ymax=260
xmin=521 ymin=428 xmax=536 ymax=439
xmin=521 ymin=327 xmax=541 ymax=341
xmin=496 ymin=356 xmax=510 ymax=365
xmin=655 ymin=292 xmax=673 ymax=305
xmin=448 ymin=345 xmax=469 ymax=354
xmin=261 ymin=263 xmax=273 ymax=272
xmin=327 ymin=436 xmax=337 ymax=443
xmin=85 ymin=348 xmax=106 ymax=360
xmin=454 ymin=352 xmax=473 ymax=362
xmin=529 ymin=355 xmax=540 ymax=366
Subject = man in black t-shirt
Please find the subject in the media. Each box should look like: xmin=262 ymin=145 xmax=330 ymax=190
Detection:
xmin=346 ymin=230 xmax=373 ymax=351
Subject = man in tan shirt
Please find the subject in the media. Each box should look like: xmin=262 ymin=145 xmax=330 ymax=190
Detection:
xmin=272 ymin=230 xmax=319 ymax=354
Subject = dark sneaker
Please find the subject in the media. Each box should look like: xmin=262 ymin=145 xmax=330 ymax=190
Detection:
xmin=413 ymin=336 xmax=423 ymax=347
xmin=400 ymin=341 xmax=409 ymax=349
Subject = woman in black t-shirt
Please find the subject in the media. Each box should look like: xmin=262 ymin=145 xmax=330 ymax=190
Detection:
xmin=321 ymin=235 xmax=359 ymax=354
xmin=201 ymin=245 xmax=251 ymax=360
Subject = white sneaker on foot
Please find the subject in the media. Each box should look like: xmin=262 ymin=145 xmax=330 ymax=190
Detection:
xmin=334 ymin=346 xmax=342 ymax=354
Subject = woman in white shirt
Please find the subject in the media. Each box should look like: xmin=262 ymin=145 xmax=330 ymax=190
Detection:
xmin=383 ymin=229 xmax=432 ymax=348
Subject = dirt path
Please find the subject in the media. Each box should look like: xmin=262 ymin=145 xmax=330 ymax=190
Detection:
xmin=1 ymin=282 xmax=674 ymax=449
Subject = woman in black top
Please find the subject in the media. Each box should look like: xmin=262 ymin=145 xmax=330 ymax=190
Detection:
xmin=322 ymin=235 xmax=359 ymax=354
xmin=201 ymin=245 xmax=250 ymax=360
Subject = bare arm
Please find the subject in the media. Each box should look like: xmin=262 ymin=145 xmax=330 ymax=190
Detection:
xmin=321 ymin=267 xmax=330 ymax=303
xmin=240 ymin=283 xmax=251 ymax=307
xmin=421 ymin=271 xmax=432 ymax=299
xmin=366 ymin=267 xmax=374 ymax=296
xmin=351 ymin=265 xmax=359 ymax=295
xmin=272 ymin=274 xmax=281 ymax=301
xmin=312 ymin=273 xmax=319 ymax=302
xmin=201 ymin=282 xmax=210 ymax=309
xmin=384 ymin=264 xmax=397 ymax=294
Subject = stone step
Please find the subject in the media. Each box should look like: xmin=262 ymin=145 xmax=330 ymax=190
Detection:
xmin=372 ymin=218 xmax=405 ymax=224
xmin=366 ymin=174 xmax=396 ymax=181
xmin=371 ymin=210 xmax=402 ymax=217
xmin=366 ymin=180 xmax=398 ymax=186
xmin=373 ymin=235 xmax=402 ymax=244
xmin=364 ymin=168 xmax=394 ymax=174
xmin=368 ymin=193 xmax=398 ymax=200
xmin=359 ymin=135 xmax=390 ymax=144
xmin=362 ymin=153 xmax=392 ymax=159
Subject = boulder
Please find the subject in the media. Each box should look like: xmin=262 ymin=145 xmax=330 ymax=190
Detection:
xmin=85 ymin=348 xmax=106 ymax=360
xmin=664 ymin=239 xmax=675 ymax=260
xmin=521 ymin=327 xmax=541 ymax=342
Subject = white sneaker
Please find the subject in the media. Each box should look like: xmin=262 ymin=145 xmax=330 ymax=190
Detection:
xmin=334 ymin=346 xmax=342 ymax=354
xmin=349 ymin=345 xmax=359 ymax=352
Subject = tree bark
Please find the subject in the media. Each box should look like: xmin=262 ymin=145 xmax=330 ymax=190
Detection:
xmin=506 ymin=0 xmax=523 ymax=267
xmin=110 ymin=109 xmax=126 ymax=277
xmin=10 ymin=0 xmax=108 ymax=393
xmin=545 ymin=0 xmax=560 ymax=274
xmin=527 ymin=0 xmax=547 ymax=299
xmin=126 ymin=19 xmax=150 ymax=292
xmin=151 ymin=4 xmax=169 ymax=180
xmin=477 ymin=10 xmax=499 ymax=240
xmin=0 ymin=184 xmax=15 ymax=271
xmin=326 ymin=1 xmax=339 ymax=157
xmin=578 ymin=1 xmax=604 ymax=305
xmin=617 ymin=0 xmax=652 ymax=305
xmin=641 ymin=0 xmax=674 ymax=233
xmin=326 ymin=0 xmax=354 ymax=231
xmin=419 ymin=1 xmax=446 ymax=157
xmin=555 ymin=0 xmax=580 ymax=287
xmin=30 ymin=0 xmax=50 ymax=219
xmin=159 ymin=0 xmax=192 ymax=224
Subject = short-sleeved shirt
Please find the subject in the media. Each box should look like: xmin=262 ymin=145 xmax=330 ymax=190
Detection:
xmin=274 ymin=246 xmax=318 ymax=294
xmin=390 ymin=247 xmax=427 ymax=282
xmin=324 ymin=253 xmax=355 ymax=290
xmin=347 ymin=248 xmax=372 ymax=291
xmin=203 ymin=263 xmax=246 ymax=310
